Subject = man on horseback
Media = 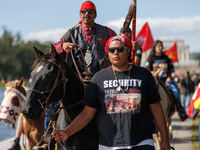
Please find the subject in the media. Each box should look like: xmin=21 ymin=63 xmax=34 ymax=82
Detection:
xmin=52 ymin=1 xmax=118 ymax=83
xmin=145 ymin=40 xmax=188 ymax=121
xmin=33 ymin=1 xmax=138 ymax=149
xmin=52 ymin=35 xmax=171 ymax=150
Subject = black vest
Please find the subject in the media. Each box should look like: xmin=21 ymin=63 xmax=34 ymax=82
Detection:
xmin=69 ymin=23 xmax=109 ymax=76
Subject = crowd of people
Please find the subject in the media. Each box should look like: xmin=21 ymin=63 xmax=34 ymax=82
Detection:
xmin=7 ymin=1 xmax=199 ymax=150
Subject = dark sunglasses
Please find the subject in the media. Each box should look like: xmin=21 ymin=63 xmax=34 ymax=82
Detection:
xmin=108 ymin=46 xmax=128 ymax=54
xmin=80 ymin=9 xmax=95 ymax=14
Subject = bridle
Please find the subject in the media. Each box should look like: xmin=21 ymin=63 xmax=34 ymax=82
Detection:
xmin=28 ymin=59 xmax=68 ymax=108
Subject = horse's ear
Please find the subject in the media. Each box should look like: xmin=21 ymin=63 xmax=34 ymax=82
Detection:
xmin=51 ymin=44 xmax=59 ymax=60
xmin=155 ymin=69 xmax=160 ymax=77
xmin=33 ymin=46 xmax=44 ymax=58
xmin=2 ymin=78 xmax=7 ymax=85
xmin=17 ymin=76 xmax=24 ymax=87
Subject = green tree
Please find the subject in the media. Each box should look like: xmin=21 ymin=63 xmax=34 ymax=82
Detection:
xmin=0 ymin=28 xmax=53 ymax=80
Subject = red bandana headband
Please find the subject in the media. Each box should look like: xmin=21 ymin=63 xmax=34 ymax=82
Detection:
xmin=105 ymin=36 xmax=132 ymax=54
xmin=80 ymin=1 xmax=96 ymax=13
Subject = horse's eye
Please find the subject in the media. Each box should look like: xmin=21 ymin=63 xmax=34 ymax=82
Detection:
xmin=11 ymin=96 xmax=20 ymax=107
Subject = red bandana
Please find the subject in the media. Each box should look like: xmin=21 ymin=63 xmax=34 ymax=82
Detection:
xmin=105 ymin=36 xmax=132 ymax=54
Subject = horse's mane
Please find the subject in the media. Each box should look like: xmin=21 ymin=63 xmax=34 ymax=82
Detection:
xmin=31 ymin=53 xmax=52 ymax=70
xmin=5 ymin=80 xmax=28 ymax=93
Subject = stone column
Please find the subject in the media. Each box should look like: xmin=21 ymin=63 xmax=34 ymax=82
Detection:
xmin=185 ymin=46 xmax=190 ymax=61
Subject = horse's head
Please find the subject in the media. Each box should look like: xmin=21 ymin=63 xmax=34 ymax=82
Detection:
xmin=0 ymin=77 xmax=26 ymax=126
xmin=22 ymin=45 xmax=84 ymax=120
xmin=151 ymin=69 xmax=160 ymax=86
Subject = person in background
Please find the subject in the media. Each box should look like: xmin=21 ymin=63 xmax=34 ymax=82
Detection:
xmin=180 ymin=71 xmax=194 ymax=110
xmin=171 ymin=72 xmax=180 ymax=91
xmin=52 ymin=35 xmax=171 ymax=150
xmin=145 ymin=40 xmax=174 ymax=82
xmin=194 ymin=73 xmax=200 ymax=90
xmin=119 ymin=27 xmax=142 ymax=66
xmin=145 ymin=40 xmax=188 ymax=121
xmin=8 ymin=114 xmax=23 ymax=150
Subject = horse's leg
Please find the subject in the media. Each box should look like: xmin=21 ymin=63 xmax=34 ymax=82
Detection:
xmin=167 ymin=118 xmax=173 ymax=140
xmin=153 ymin=133 xmax=161 ymax=150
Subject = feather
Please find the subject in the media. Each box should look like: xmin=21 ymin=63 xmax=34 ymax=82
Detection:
xmin=123 ymin=1 xmax=136 ymax=30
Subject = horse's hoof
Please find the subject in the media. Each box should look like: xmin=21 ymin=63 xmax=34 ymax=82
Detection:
xmin=179 ymin=112 xmax=188 ymax=121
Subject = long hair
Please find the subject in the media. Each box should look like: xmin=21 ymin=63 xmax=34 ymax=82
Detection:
xmin=146 ymin=40 xmax=163 ymax=62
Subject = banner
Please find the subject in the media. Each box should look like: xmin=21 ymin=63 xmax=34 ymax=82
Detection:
xmin=165 ymin=41 xmax=178 ymax=63
xmin=136 ymin=22 xmax=154 ymax=52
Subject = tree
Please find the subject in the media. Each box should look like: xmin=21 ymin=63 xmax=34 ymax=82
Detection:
xmin=0 ymin=28 xmax=53 ymax=80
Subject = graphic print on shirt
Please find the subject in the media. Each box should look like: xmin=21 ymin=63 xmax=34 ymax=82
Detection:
xmin=104 ymin=79 xmax=142 ymax=114
xmin=152 ymin=59 xmax=168 ymax=78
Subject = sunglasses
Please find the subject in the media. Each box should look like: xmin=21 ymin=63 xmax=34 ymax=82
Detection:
xmin=108 ymin=46 xmax=128 ymax=54
xmin=80 ymin=9 xmax=95 ymax=14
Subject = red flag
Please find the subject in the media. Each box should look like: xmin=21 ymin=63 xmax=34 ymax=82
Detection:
xmin=136 ymin=22 xmax=154 ymax=52
xmin=165 ymin=41 xmax=178 ymax=63
xmin=187 ymin=83 xmax=200 ymax=118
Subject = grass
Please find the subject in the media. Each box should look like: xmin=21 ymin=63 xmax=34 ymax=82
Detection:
xmin=192 ymin=113 xmax=200 ymax=150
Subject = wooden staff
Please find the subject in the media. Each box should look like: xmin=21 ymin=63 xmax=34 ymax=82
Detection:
xmin=131 ymin=0 xmax=137 ymax=65
xmin=122 ymin=0 xmax=136 ymax=65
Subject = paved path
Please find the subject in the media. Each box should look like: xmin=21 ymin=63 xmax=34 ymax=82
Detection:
xmin=0 ymin=136 xmax=28 ymax=150
xmin=0 ymin=112 xmax=193 ymax=150
xmin=170 ymin=112 xmax=193 ymax=150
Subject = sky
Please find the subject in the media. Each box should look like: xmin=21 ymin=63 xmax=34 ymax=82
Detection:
xmin=0 ymin=0 xmax=200 ymax=52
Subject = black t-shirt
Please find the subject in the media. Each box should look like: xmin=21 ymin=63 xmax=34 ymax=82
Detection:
xmin=145 ymin=54 xmax=174 ymax=81
xmin=82 ymin=65 xmax=160 ymax=147
xmin=135 ymin=46 xmax=142 ymax=66
xmin=135 ymin=46 xmax=142 ymax=58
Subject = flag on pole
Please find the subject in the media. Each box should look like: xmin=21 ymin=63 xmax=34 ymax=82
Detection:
xmin=187 ymin=83 xmax=200 ymax=119
xmin=165 ymin=41 xmax=178 ymax=63
xmin=136 ymin=22 xmax=154 ymax=52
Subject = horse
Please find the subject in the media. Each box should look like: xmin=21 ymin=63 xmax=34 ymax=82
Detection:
xmin=0 ymin=77 xmax=45 ymax=149
xmin=22 ymin=45 xmax=99 ymax=150
xmin=151 ymin=70 xmax=176 ymax=150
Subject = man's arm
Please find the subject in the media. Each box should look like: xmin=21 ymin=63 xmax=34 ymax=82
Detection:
xmin=51 ymin=30 xmax=75 ymax=56
xmin=149 ymin=102 xmax=171 ymax=150
xmin=52 ymin=105 xmax=97 ymax=142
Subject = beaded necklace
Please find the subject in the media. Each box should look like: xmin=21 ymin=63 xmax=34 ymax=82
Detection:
xmin=112 ymin=64 xmax=131 ymax=93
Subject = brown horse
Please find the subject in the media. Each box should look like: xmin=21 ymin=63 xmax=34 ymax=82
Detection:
xmin=0 ymin=77 xmax=45 ymax=149
xmin=151 ymin=70 xmax=176 ymax=150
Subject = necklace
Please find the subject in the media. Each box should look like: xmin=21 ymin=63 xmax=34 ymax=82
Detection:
xmin=112 ymin=65 xmax=131 ymax=93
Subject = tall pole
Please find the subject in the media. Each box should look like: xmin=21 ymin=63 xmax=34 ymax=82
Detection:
xmin=131 ymin=0 xmax=137 ymax=65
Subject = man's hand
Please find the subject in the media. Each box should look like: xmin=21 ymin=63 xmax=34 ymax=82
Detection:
xmin=51 ymin=130 xmax=68 ymax=142
xmin=62 ymin=42 xmax=75 ymax=53
xmin=132 ymin=41 xmax=138 ymax=51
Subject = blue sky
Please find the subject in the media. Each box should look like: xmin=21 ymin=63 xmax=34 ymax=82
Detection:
xmin=1 ymin=0 xmax=200 ymax=52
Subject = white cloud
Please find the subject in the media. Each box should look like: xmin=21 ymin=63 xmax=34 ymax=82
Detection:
xmin=24 ymin=28 xmax=68 ymax=43
xmin=23 ymin=15 xmax=200 ymax=52
xmin=105 ymin=15 xmax=200 ymax=52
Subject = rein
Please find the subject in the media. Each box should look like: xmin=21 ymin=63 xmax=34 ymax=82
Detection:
xmin=29 ymin=59 xmax=68 ymax=107
xmin=69 ymin=44 xmax=93 ymax=84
